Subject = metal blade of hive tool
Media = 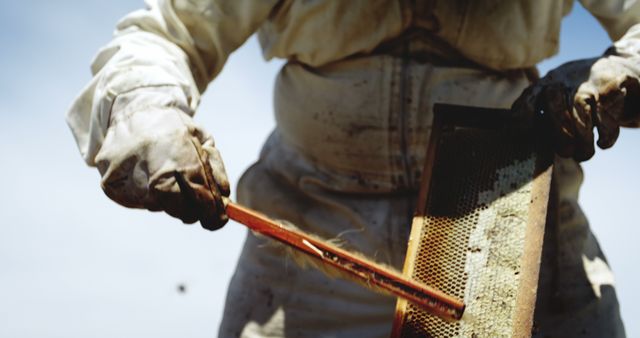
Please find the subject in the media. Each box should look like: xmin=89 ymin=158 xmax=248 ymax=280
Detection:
xmin=223 ymin=198 xmax=466 ymax=322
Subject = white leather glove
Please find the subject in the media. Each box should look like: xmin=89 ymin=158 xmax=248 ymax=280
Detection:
xmin=512 ymin=50 xmax=640 ymax=161
xmin=94 ymin=89 xmax=230 ymax=230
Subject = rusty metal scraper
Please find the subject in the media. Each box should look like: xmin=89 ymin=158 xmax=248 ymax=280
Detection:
xmin=391 ymin=104 xmax=553 ymax=337
xmin=225 ymin=199 xmax=465 ymax=321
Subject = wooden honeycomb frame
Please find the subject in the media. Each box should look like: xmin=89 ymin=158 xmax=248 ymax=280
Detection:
xmin=391 ymin=104 xmax=553 ymax=337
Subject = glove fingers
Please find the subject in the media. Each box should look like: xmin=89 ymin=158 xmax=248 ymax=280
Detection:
xmin=163 ymin=198 xmax=200 ymax=224
xmin=619 ymin=77 xmax=640 ymax=126
xmin=174 ymin=169 xmax=227 ymax=231
xmin=185 ymin=175 xmax=226 ymax=231
xmin=592 ymin=82 xmax=622 ymax=149
xmin=537 ymin=84 xmax=578 ymax=159
xmin=193 ymin=136 xmax=229 ymax=230
xmin=206 ymin=146 xmax=231 ymax=197
xmin=152 ymin=174 xmax=200 ymax=224
xmin=571 ymin=93 xmax=596 ymax=161
xmin=177 ymin=172 xmax=224 ymax=230
xmin=594 ymin=108 xmax=620 ymax=149
xmin=571 ymin=105 xmax=595 ymax=161
xmin=193 ymin=130 xmax=230 ymax=196
xmin=510 ymin=85 xmax=540 ymax=128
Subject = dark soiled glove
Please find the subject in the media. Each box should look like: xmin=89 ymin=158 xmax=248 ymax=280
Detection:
xmin=95 ymin=105 xmax=230 ymax=230
xmin=512 ymin=52 xmax=640 ymax=162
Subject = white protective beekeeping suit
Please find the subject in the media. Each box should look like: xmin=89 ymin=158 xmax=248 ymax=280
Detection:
xmin=67 ymin=1 xmax=640 ymax=337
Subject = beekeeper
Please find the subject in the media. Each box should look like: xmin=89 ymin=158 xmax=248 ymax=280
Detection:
xmin=67 ymin=1 xmax=638 ymax=337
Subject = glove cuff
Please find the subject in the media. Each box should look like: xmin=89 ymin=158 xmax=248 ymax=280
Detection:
xmin=108 ymin=86 xmax=194 ymax=129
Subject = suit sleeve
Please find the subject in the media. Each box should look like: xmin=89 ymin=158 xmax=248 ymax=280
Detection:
xmin=580 ymin=0 xmax=640 ymax=41
xmin=66 ymin=0 xmax=278 ymax=165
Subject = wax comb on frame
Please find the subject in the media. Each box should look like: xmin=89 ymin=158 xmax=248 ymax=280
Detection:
xmin=391 ymin=104 xmax=553 ymax=337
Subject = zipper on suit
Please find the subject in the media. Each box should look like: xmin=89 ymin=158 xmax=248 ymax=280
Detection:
xmin=399 ymin=39 xmax=413 ymax=190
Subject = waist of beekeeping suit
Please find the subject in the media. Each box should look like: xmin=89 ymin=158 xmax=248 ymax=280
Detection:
xmin=268 ymin=46 xmax=535 ymax=194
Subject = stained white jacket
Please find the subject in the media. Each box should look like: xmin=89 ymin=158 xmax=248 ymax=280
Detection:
xmin=67 ymin=0 xmax=640 ymax=168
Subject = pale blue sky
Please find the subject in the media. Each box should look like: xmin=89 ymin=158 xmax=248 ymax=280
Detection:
xmin=0 ymin=2 xmax=638 ymax=337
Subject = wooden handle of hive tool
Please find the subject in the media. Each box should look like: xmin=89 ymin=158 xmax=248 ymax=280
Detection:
xmin=223 ymin=197 xmax=465 ymax=321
